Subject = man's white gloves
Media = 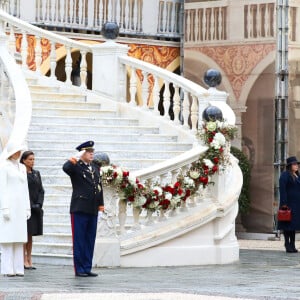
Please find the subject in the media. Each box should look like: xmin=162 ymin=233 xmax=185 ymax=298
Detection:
xmin=75 ymin=150 xmax=86 ymax=160
xmin=27 ymin=209 xmax=31 ymax=220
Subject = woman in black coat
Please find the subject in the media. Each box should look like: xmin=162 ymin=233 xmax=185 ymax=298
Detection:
xmin=278 ymin=156 xmax=300 ymax=253
xmin=20 ymin=151 xmax=44 ymax=269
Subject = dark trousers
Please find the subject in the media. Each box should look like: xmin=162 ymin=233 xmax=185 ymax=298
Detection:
xmin=283 ymin=230 xmax=296 ymax=251
xmin=71 ymin=212 xmax=97 ymax=274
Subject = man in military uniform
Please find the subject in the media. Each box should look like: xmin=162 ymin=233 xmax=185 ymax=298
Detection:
xmin=63 ymin=141 xmax=104 ymax=277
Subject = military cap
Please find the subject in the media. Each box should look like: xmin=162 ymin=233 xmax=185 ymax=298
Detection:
xmin=76 ymin=141 xmax=94 ymax=151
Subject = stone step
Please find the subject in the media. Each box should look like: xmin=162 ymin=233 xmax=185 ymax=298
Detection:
xmin=31 ymin=91 xmax=87 ymax=102
xmin=34 ymin=233 xmax=72 ymax=244
xmin=43 ymin=212 xmax=70 ymax=223
xmin=29 ymin=123 xmax=160 ymax=134
xmin=29 ymin=140 xmax=191 ymax=151
xmin=32 ymin=107 xmax=116 ymax=117
xmin=31 ymin=115 xmax=139 ymax=126
xmin=34 ymin=149 xmax=182 ymax=160
xmin=28 ymin=84 xmax=61 ymax=93
xmin=31 ymin=252 xmax=73 ymax=266
xmin=32 ymin=99 xmax=101 ymax=110
xmin=28 ymin=133 xmax=178 ymax=143
xmin=34 ymin=157 xmax=165 ymax=168
xmin=32 ymin=241 xmax=73 ymax=256
xmin=43 ymin=223 xmax=71 ymax=234
xmin=43 ymin=203 xmax=70 ymax=213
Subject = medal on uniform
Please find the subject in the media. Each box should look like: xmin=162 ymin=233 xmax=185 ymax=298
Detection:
xmin=98 ymin=184 xmax=101 ymax=192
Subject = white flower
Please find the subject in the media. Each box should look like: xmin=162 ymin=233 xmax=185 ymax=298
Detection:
xmin=128 ymin=175 xmax=137 ymax=186
xmin=213 ymin=132 xmax=226 ymax=146
xmin=206 ymin=121 xmax=217 ymax=132
xmin=149 ymin=201 xmax=159 ymax=210
xmin=165 ymin=192 xmax=173 ymax=201
xmin=203 ymin=159 xmax=214 ymax=169
xmin=153 ymin=186 xmax=163 ymax=196
xmin=183 ymin=177 xmax=195 ymax=189
xmin=133 ymin=195 xmax=147 ymax=208
xmin=189 ymin=170 xmax=200 ymax=179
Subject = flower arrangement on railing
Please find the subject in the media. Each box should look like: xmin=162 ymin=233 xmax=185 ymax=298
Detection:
xmin=99 ymin=118 xmax=237 ymax=215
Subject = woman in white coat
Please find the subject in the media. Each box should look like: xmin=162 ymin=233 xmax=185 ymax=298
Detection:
xmin=0 ymin=143 xmax=31 ymax=277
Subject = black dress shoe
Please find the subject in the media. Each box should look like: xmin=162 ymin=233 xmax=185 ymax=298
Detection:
xmin=75 ymin=273 xmax=88 ymax=277
xmin=86 ymin=272 xmax=98 ymax=277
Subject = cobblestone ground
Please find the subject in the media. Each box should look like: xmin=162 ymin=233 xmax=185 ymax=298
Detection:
xmin=0 ymin=240 xmax=299 ymax=300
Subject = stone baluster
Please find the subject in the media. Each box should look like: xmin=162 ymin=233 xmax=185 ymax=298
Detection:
xmin=182 ymin=90 xmax=190 ymax=129
xmin=125 ymin=0 xmax=129 ymax=30
xmin=118 ymin=60 xmax=126 ymax=103
xmin=163 ymin=80 xmax=170 ymax=119
xmin=50 ymin=41 xmax=57 ymax=80
xmin=132 ymin=206 xmax=142 ymax=230
xmin=265 ymin=4 xmax=269 ymax=37
xmin=62 ymin=0 xmax=67 ymax=25
xmin=191 ymin=95 xmax=198 ymax=133
xmin=44 ymin=0 xmax=50 ymax=23
xmin=194 ymin=9 xmax=199 ymax=42
xmin=173 ymin=84 xmax=180 ymax=124
xmin=133 ymin=0 xmax=138 ymax=31
xmin=99 ymin=0 xmax=104 ymax=26
xmin=152 ymin=74 xmax=160 ymax=114
xmin=118 ymin=199 xmax=127 ymax=234
xmin=80 ymin=50 xmax=87 ymax=89
xmin=141 ymin=70 xmax=149 ymax=109
xmin=218 ymin=7 xmax=222 ymax=40
xmin=129 ymin=67 xmax=137 ymax=106
xmin=65 ymin=46 xmax=72 ymax=85
xmin=256 ymin=4 xmax=261 ymax=38
xmin=8 ymin=26 xmax=16 ymax=57
xmin=186 ymin=9 xmax=191 ymax=42
xmin=116 ymin=0 xmax=121 ymax=28
xmin=211 ymin=8 xmax=215 ymax=40
xmin=35 ymin=36 xmax=42 ymax=74
xmin=202 ymin=8 xmax=206 ymax=40
xmin=21 ymin=31 xmax=28 ymax=70
xmin=108 ymin=0 xmax=113 ymax=21
xmin=162 ymin=1 xmax=167 ymax=33
xmin=69 ymin=0 xmax=74 ymax=25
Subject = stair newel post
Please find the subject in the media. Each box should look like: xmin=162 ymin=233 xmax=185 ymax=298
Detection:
xmin=182 ymin=90 xmax=190 ymax=129
xmin=118 ymin=199 xmax=127 ymax=234
xmin=8 ymin=26 xmax=16 ymax=57
xmin=163 ymin=79 xmax=170 ymax=119
xmin=34 ymin=36 xmax=42 ymax=75
xmin=129 ymin=66 xmax=137 ymax=106
xmin=173 ymin=84 xmax=181 ymax=124
xmin=80 ymin=50 xmax=87 ymax=89
xmin=191 ymin=95 xmax=198 ymax=133
xmin=152 ymin=74 xmax=160 ymax=114
xmin=21 ymin=30 xmax=28 ymax=70
xmin=50 ymin=41 xmax=57 ymax=80
xmin=141 ymin=70 xmax=149 ymax=109
xmin=91 ymin=41 xmax=128 ymax=101
xmin=65 ymin=46 xmax=72 ymax=85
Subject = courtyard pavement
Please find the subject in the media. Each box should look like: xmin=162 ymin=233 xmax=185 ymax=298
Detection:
xmin=0 ymin=239 xmax=299 ymax=300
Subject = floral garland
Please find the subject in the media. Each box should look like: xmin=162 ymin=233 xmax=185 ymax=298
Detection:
xmin=100 ymin=120 xmax=237 ymax=213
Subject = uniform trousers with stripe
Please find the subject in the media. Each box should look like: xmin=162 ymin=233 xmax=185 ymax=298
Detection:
xmin=0 ymin=243 xmax=24 ymax=275
xmin=71 ymin=212 xmax=98 ymax=274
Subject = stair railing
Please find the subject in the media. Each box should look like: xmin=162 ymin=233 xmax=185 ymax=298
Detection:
xmin=0 ymin=9 xmax=92 ymax=89
xmin=0 ymin=30 xmax=32 ymax=159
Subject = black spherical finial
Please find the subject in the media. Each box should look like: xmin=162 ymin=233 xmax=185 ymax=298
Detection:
xmin=202 ymin=106 xmax=223 ymax=122
xmin=93 ymin=152 xmax=110 ymax=167
xmin=204 ymin=69 xmax=222 ymax=88
xmin=101 ymin=21 xmax=119 ymax=39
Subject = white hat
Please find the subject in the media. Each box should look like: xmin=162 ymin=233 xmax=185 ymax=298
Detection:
xmin=1 ymin=142 xmax=26 ymax=160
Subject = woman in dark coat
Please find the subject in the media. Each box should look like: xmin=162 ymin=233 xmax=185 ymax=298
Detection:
xmin=278 ymin=156 xmax=300 ymax=253
xmin=20 ymin=151 xmax=44 ymax=269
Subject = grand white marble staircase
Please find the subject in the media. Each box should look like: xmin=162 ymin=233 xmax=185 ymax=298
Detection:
xmin=24 ymin=72 xmax=194 ymax=265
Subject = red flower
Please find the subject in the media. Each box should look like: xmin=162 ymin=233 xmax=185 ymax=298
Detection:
xmin=159 ymin=199 xmax=170 ymax=210
xmin=212 ymin=165 xmax=218 ymax=173
xmin=213 ymin=157 xmax=219 ymax=164
xmin=113 ymin=172 xmax=118 ymax=178
xmin=186 ymin=189 xmax=191 ymax=197
xmin=219 ymin=147 xmax=224 ymax=153
xmin=204 ymin=169 xmax=209 ymax=175
xmin=136 ymin=178 xmax=139 ymax=184
xmin=123 ymin=171 xmax=129 ymax=177
xmin=200 ymin=176 xmax=208 ymax=185
xmin=137 ymin=183 xmax=144 ymax=189
xmin=127 ymin=196 xmax=135 ymax=202
xmin=178 ymin=188 xmax=183 ymax=195
xmin=174 ymin=182 xmax=181 ymax=188
xmin=208 ymin=138 xmax=213 ymax=143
